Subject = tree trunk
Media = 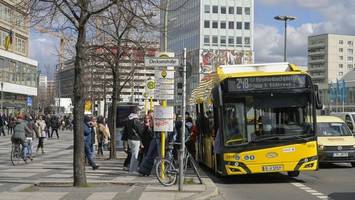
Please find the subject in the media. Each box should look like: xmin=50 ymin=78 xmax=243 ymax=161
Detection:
xmin=73 ymin=19 xmax=87 ymax=187
xmin=109 ymin=68 xmax=118 ymax=159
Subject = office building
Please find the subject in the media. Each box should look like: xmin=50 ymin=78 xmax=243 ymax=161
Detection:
xmin=308 ymin=34 xmax=355 ymax=110
xmin=0 ymin=0 xmax=38 ymax=114
xmin=161 ymin=0 xmax=254 ymax=113
xmin=57 ymin=43 xmax=159 ymax=115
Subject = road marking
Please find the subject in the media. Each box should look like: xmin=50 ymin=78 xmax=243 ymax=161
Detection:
xmin=291 ymin=182 xmax=328 ymax=199
xmin=87 ymin=192 xmax=117 ymax=200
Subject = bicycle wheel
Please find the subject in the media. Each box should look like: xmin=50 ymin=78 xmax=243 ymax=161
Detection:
xmin=11 ymin=144 xmax=23 ymax=166
xmin=155 ymin=159 xmax=177 ymax=186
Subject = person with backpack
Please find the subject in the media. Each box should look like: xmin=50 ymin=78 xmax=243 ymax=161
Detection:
xmin=124 ymin=107 xmax=143 ymax=173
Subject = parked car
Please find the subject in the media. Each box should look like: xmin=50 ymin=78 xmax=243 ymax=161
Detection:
xmin=330 ymin=112 xmax=355 ymax=133
xmin=317 ymin=116 xmax=355 ymax=167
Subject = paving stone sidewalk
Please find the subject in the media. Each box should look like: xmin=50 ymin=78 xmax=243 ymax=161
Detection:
xmin=0 ymin=131 xmax=217 ymax=200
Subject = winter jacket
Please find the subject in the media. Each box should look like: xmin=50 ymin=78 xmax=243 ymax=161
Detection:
xmin=84 ymin=122 xmax=92 ymax=145
xmin=124 ymin=113 xmax=143 ymax=141
xmin=12 ymin=119 xmax=28 ymax=143
xmin=35 ymin=119 xmax=47 ymax=138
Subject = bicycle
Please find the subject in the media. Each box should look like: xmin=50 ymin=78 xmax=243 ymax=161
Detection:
xmin=155 ymin=142 xmax=202 ymax=186
xmin=10 ymin=139 xmax=33 ymax=166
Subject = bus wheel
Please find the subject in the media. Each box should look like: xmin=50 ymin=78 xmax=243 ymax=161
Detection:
xmin=350 ymin=162 xmax=355 ymax=167
xmin=287 ymin=171 xmax=300 ymax=177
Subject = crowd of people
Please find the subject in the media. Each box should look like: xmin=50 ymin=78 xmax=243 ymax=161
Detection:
xmin=120 ymin=107 xmax=198 ymax=176
xmin=1 ymin=108 xmax=198 ymax=175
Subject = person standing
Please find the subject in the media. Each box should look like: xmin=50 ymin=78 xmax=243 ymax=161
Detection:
xmin=84 ymin=115 xmax=99 ymax=170
xmin=139 ymin=115 xmax=154 ymax=164
xmin=125 ymin=107 xmax=143 ymax=173
xmin=96 ymin=116 xmax=110 ymax=157
xmin=35 ymin=115 xmax=47 ymax=154
xmin=7 ymin=116 xmax=16 ymax=135
xmin=50 ymin=114 xmax=60 ymax=139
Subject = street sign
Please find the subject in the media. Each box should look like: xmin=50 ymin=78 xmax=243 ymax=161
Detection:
xmin=154 ymin=105 xmax=174 ymax=132
xmin=155 ymin=70 xmax=174 ymax=79
xmin=144 ymin=57 xmax=179 ymax=67
xmin=146 ymin=79 xmax=156 ymax=90
xmin=27 ymin=96 xmax=32 ymax=106
xmin=155 ymin=84 xmax=174 ymax=90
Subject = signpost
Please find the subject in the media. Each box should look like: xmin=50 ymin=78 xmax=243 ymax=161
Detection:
xmin=153 ymin=105 xmax=174 ymax=132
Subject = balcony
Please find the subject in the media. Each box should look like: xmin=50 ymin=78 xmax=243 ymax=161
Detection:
xmin=308 ymin=51 xmax=325 ymax=56
xmin=308 ymin=43 xmax=326 ymax=48
xmin=309 ymin=59 xmax=325 ymax=64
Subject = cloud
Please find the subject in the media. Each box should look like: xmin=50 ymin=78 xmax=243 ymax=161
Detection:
xmin=255 ymin=1 xmax=355 ymax=65
xmin=29 ymin=31 xmax=59 ymax=79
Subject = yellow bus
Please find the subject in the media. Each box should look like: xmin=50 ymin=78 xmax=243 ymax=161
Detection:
xmin=191 ymin=63 xmax=322 ymax=177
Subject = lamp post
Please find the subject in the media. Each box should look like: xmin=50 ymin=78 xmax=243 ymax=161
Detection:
xmin=274 ymin=15 xmax=296 ymax=62
xmin=0 ymin=82 xmax=3 ymax=113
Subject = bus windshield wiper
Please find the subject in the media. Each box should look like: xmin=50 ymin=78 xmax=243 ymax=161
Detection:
xmin=252 ymin=136 xmax=281 ymax=143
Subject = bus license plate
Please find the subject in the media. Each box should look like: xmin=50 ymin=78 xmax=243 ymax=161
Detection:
xmin=333 ymin=152 xmax=348 ymax=157
xmin=262 ymin=165 xmax=283 ymax=172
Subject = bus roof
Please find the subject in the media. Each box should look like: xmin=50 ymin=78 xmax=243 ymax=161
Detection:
xmin=190 ymin=63 xmax=309 ymax=104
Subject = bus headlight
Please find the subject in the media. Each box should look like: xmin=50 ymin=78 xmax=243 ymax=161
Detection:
xmin=235 ymin=155 xmax=241 ymax=161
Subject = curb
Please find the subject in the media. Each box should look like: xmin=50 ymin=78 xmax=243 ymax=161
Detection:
xmin=185 ymin=178 xmax=218 ymax=200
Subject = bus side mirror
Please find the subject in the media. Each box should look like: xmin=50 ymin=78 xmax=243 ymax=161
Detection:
xmin=314 ymin=84 xmax=323 ymax=109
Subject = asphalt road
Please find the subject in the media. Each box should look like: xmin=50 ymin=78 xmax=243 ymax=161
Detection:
xmin=205 ymin=163 xmax=355 ymax=200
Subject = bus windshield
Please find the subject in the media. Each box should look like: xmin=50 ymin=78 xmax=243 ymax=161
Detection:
xmin=223 ymin=93 xmax=314 ymax=146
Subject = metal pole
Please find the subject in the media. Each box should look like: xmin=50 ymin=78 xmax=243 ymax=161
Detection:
xmin=179 ymin=48 xmax=187 ymax=191
xmin=284 ymin=20 xmax=287 ymax=62
xmin=164 ymin=0 xmax=170 ymax=52
xmin=0 ymin=82 xmax=3 ymax=113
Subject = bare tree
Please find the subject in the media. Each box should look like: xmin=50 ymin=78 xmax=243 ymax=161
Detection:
xmin=88 ymin=1 xmax=158 ymax=159
xmin=29 ymin=0 xmax=117 ymax=187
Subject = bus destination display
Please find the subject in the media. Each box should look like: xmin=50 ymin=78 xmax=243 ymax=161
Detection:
xmin=227 ymin=75 xmax=307 ymax=92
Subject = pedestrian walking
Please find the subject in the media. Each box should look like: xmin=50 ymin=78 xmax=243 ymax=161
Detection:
xmin=125 ymin=107 xmax=143 ymax=173
xmin=50 ymin=114 xmax=60 ymax=139
xmin=84 ymin=115 xmax=99 ymax=170
xmin=7 ymin=115 xmax=15 ymax=135
xmin=35 ymin=115 xmax=47 ymax=154
xmin=0 ymin=113 xmax=5 ymax=136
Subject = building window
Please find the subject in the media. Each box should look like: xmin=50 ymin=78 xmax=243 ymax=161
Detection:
xmin=348 ymin=49 xmax=353 ymax=54
xmin=339 ymin=48 xmax=343 ymax=52
xmin=212 ymin=36 xmax=218 ymax=46
xmin=236 ymin=22 xmax=242 ymax=29
xmin=348 ymin=56 xmax=353 ymax=62
xmin=244 ymin=22 xmax=250 ymax=30
xmin=348 ymin=41 xmax=353 ymax=46
xmin=339 ymin=40 xmax=344 ymax=45
xmin=212 ymin=5 xmax=218 ymax=13
xmin=204 ymin=35 xmax=210 ymax=46
xmin=339 ymin=72 xmax=343 ymax=76
xmin=228 ymin=6 xmax=234 ymax=14
xmin=228 ymin=21 xmax=234 ymax=29
xmin=245 ymin=7 xmax=251 ymax=15
xmin=204 ymin=20 xmax=210 ymax=28
xmin=212 ymin=21 xmax=218 ymax=28
xmin=348 ymin=64 xmax=353 ymax=69
xmin=204 ymin=5 xmax=210 ymax=13
xmin=220 ymin=36 xmax=226 ymax=46
xmin=236 ymin=7 xmax=242 ymax=15
xmin=221 ymin=6 xmax=226 ymax=14
xmin=236 ymin=37 xmax=242 ymax=46
xmin=15 ymin=37 xmax=26 ymax=54
xmin=339 ymin=56 xmax=343 ymax=60
xmin=220 ymin=21 xmax=226 ymax=29
xmin=245 ymin=37 xmax=250 ymax=45
xmin=339 ymin=64 xmax=343 ymax=68
xmin=228 ymin=37 xmax=234 ymax=47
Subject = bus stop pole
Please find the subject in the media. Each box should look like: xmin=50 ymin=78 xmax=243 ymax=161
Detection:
xmin=179 ymin=48 xmax=187 ymax=191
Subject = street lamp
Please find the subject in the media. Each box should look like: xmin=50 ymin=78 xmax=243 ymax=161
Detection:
xmin=274 ymin=15 xmax=296 ymax=62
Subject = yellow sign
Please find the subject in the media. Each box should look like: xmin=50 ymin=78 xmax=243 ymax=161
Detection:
xmin=4 ymin=36 xmax=10 ymax=50
xmin=147 ymin=80 xmax=156 ymax=89
xmin=85 ymin=100 xmax=92 ymax=112
xmin=161 ymin=69 xmax=167 ymax=78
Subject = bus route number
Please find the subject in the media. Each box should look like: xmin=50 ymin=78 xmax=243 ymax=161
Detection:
xmin=235 ymin=79 xmax=249 ymax=90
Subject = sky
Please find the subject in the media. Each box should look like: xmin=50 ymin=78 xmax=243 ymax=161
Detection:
xmin=28 ymin=0 xmax=355 ymax=78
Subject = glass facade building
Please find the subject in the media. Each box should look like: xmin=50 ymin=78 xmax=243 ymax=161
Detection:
xmin=0 ymin=0 xmax=38 ymax=114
